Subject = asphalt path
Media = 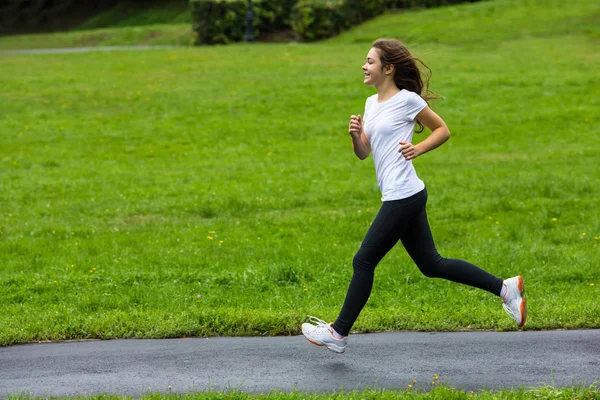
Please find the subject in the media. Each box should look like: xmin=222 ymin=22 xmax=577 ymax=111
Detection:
xmin=1 ymin=329 xmax=599 ymax=398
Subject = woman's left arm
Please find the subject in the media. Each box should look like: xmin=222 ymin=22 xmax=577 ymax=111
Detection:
xmin=399 ymin=106 xmax=451 ymax=161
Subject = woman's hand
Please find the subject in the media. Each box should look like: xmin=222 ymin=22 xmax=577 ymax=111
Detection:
xmin=349 ymin=115 xmax=363 ymax=139
xmin=349 ymin=114 xmax=370 ymax=160
xmin=398 ymin=141 xmax=422 ymax=160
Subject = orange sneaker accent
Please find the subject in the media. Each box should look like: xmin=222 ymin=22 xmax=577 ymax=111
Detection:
xmin=519 ymin=297 xmax=527 ymax=328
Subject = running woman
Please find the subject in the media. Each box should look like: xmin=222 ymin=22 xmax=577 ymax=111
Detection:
xmin=301 ymin=38 xmax=527 ymax=354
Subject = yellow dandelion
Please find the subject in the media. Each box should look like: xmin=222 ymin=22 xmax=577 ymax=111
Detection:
xmin=408 ymin=384 xmax=413 ymax=388
xmin=487 ymin=216 xmax=492 ymax=220
xmin=495 ymin=221 xmax=499 ymax=225
xmin=582 ymin=232 xmax=587 ymax=236
xmin=552 ymin=218 xmax=557 ymax=222
xmin=210 ymin=231 xmax=216 ymax=234
xmin=219 ymin=240 xmax=223 ymax=245
xmin=590 ymin=283 xmax=595 ymax=287
xmin=207 ymin=236 xmax=213 ymax=240
xmin=431 ymin=381 xmax=436 ymax=385
xmin=433 ymin=374 xmax=439 ymax=380
xmin=267 ymin=152 xmax=272 ymax=156
xmin=594 ymin=236 xmax=599 ymax=240
xmin=413 ymin=379 xmax=417 ymax=384
xmin=168 ymin=385 xmax=172 ymax=390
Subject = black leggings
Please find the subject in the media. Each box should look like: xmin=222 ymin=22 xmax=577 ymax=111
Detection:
xmin=332 ymin=188 xmax=503 ymax=336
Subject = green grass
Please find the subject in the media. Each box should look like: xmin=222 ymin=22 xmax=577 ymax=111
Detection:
xmin=332 ymin=0 xmax=600 ymax=46
xmin=7 ymin=384 xmax=600 ymax=399
xmin=74 ymin=0 xmax=191 ymax=31
xmin=0 ymin=24 xmax=194 ymax=50
xmin=1 ymin=0 xmax=599 ymax=348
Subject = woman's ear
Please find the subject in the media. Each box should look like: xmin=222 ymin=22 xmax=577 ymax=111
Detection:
xmin=384 ymin=63 xmax=394 ymax=75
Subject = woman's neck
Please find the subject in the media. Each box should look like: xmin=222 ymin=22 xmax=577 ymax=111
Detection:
xmin=376 ymin=81 xmax=400 ymax=103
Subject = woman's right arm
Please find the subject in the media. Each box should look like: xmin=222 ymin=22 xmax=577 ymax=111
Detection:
xmin=349 ymin=114 xmax=371 ymax=160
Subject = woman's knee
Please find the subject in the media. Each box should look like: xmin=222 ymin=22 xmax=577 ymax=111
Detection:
xmin=415 ymin=256 xmax=445 ymax=278
xmin=352 ymin=252 xmax=377 ymax=273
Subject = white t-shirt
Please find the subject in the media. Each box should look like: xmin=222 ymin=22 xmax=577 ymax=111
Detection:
xmin=363 ymin=89 xmax=428 ymax=201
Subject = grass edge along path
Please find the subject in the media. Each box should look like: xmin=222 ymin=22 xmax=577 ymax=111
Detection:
xmin=6 ymin=383 xmax=600 ymax=400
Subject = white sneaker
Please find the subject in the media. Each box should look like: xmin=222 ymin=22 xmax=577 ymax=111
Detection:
xmin=301 ymin=316 xmax=347 ymax=354
xmin=502 ymin=276 xmax=527 ymax=328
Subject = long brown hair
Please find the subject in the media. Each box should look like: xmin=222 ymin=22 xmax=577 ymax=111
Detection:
xmin=372 ymin=38 xmax=439 ymax=133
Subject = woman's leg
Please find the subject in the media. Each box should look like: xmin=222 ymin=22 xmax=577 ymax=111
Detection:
xmin=332 ymin=191 xmax=427 ymax=336
xmin=399 ymin=196 xmax=503 ymax=296
xmin=399 ymin=201 xmax=530 ymax=326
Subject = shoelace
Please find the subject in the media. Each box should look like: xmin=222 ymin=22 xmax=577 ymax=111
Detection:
xmin=502 ymin=301 xmax=519 ymax=321
xmin=307 ymin=315 xmax=330 ymax=329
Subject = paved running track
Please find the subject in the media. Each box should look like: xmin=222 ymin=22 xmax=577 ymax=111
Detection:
xmin=1 ymin=330 xmax=599 ymax=397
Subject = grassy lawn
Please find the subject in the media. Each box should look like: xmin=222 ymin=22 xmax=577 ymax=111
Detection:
xmin=1 ymin=0 xmax=599 ymax=349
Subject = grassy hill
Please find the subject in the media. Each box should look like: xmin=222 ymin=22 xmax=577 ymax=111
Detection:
xmin=0 ymin=0 xmax=599 ymax=349
xmin=0 ymin=0 xmax=193 ymax=50
xmin=334 ymin=0 xmax=599 ymax=45
xmin=2 ymin=0 xmax=597 ymax=50
xmin=74 ymin=0 xmax=191 ymax=30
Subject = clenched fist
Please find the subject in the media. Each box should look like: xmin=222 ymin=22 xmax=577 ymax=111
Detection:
xmin=349 ymin=114 xmax=363 ymax=139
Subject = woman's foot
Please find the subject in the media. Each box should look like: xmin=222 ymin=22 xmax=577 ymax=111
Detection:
xmin=502 ymin=276 xmax=527 ymax=327
xmin=301 ymin=316 xmax=347 ymax=354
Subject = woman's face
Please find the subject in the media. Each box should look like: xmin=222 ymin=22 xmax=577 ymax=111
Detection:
xmin=362 ymin=47 xmax=388 ymax=87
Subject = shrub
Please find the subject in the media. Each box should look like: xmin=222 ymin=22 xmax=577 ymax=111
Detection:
xmin=190 ymin=0 xmax=246 ymax=45
xmin=190 ymin=0 xmax=299 ymax=45
xmin=290 ymin=0 xmax=343 ymax=42
xmin=254 ymin=0 xmax=298 ymax=31
xmin=189 ymin=0 xmax=482 ymax=45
